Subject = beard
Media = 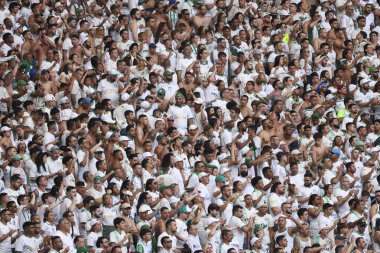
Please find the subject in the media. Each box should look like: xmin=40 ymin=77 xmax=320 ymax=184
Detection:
xmin=240 ymin=171 xmax=248 ymax=177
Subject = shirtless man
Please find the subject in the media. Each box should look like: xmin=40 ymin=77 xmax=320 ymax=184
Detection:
xmin=34 ymin=29 xmax=56 ymax=67
xmin=129 ymin=8 xmax=146 ymax=42
xmin=135 ymin=114 xmax=152 ymax=154
xmin=313 ymin=28 xmax=327 ymax=55
xmin=69 ymin=35 xmax=85 ymax=59
xmin=333 ymin=28 xmax=345 ymax=60
xmin=192 ymin=5 xmax=211 ymax=31
xmin=258 ymin=119 xmax=275 ymax=147
xmin=326 ymin=18 xmax=338 ymax=40
xmin=154 ymin=2 xmax=171 ymax=30
xmin=21 ymin=30 xmax=35 ymax=57
xmin=39 ymin=69 xmax=57 ymax=94
xmin=240 ymin=95 xmax=252 ymax=118
xmin=309 ymin=133 xmax=328 ymax=166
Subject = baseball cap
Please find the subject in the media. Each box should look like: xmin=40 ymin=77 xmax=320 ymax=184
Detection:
xmin=121 ymin=203 xmax=131 ymax=209
xmin=250 ymin=237 xmax=261 ymax=246
xmin=93 ymin=176 xmax=103 ymax=182
xmin=360 ymin=78 xmax=371 ymax=85
xmin=82 ymin=97 xmax=92 ymax=104
xmin=215 ymin=175 xmax=226 ymax=183
xmin=59 ymin=97 xmax=70 ymax=105
xmin=159 ymin=185 xmax=171 ymax=193
xmin=157 ymin=88 xmax=166 ymax=95
xmin=189 ymin=124 xmax=197 ymax=130
xmin=44 ymin=94 xmax=56 ymax=102
xmin=17 ymin=80 xmax=27 ymax=87
xmin=198 ymin=172 xmax=209 ymax=179
xmin=290 ymin=149 xmax=301 ymax=155
xmin=139 ymin=204 xmax=152 ymax=213
xmin=335 ymin=234 xmax=346 ymax=240
xmin=77 ymin=247 xmax=90 ymax=253
xmin=253 ymin=49 xmax=263 ymax=55
xmin=0 ymin=126 xmax=11 ymax=132
xmin=177 ymin=206 xmax=190 ymax=214
xmin=163 ymin=70 xmax=174 ymax=76
xmin=330 ymin=147 xmax=341 ymax=155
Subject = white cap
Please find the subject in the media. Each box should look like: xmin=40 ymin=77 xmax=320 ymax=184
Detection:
xmin=250 ymin=237 xmax=261 ymax=246
xmin=189 ymin=124 xmax=197 ymax=130
xmin=89 ymin=219 xmax=101 ymax=227
xmin=326 ymin=94 xmax=335 ymax=101
xmin=362 ymin=155 xmax=372 ymax=163
xmin=369 ymin=146 xmax=380 ymax=153
xmin=86 ymin=87 xmax=96 ymax=95
xmin=218 ymin=153 xmax=230 ymax=161
xmin=108 ymin=69 xmax=120 ymax=76
xmin=100 ymin=115 xmax=116 ymax=124
xmin=119 ymin=136 xmax=129 ymax=142
xmin=105 ymin=131 xmax=114 ymax=139
xmin=138 ymin=204 xmax=152 ymax=213
xmin=194 ymin=98 xmax=204 ymax=104
xmin=291 ymin=149 xmax=302 ymax=155
xmin=94 ymin=5 xmax=103 ymax=11
xmin=220 ymin=167 xmax=231 ymax=174
xmin=174 ymin=155 xmax=184 ymax=163
xmin=44 ymin=94 xmax=56 ymax=102
xmin=55 ymin=2 xmax=63 ymax=8
xmin=360 ymin=78 xmax=371 ymax=85
xmin=141 ymin=101 xmax=151 ymax=110
xmin=59 ymin=97 xmax=70 ymax=105
xmin=121 ymin=93 xmax=131 ymax=101
xmin=95 ymin=147 xmax=104 ymax=152
xmin=142 ymin=152 xmax=154 ymax=159
xmin=198 ymin=172 xmax=209 ymax=179
xmin=0 ymin=126 xmax=11 ymax=132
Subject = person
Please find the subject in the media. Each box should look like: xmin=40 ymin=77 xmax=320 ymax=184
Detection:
xmin=0 ymin=0 xmax=379 ymax=252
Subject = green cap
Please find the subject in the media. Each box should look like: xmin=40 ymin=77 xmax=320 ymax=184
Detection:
xmin=177 ymin=206 xmax=190 ymax=214
xmin=175 ymin=91 xmax=185 ymax=98
xmin=157 ymin=88 xmax=166 ymax=95
xmin=369 ymin=66 xmax=377 ymax=73
xmin=353 ymin=146 xmax=363 ymax=152
xmin=93 ymin=176 xmax=103 ymax=182
xmin=13 ymin=155 xmax=22 ymax=161
xmin=204 ymin=125 xmax=212 ymax=132
xmin=254 ymin=224 xmax=266 ymax=234
xmin=163 ymin=70 xmax=174 ymax=76
xmin=159 ymin=185 xmax=170 ymax=193
xmin=156 ymin=134 xmax=165 ymax=142
xmin=77 ymin=247 xmax=90 ymax=253
xmin=335 ymin=234 xmax=346 ymax=240
xmin=317 ymin=163 xmax=325 ymax=169
xmin=17 ymin=80 xmax=27 ymax=87
xmin=215 ymin=175 xmax=226 ymax=183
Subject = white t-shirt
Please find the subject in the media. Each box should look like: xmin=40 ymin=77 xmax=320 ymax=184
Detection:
xmin=228 ymin=216 xmax=245 ymax=249
xmin=0 ymin=222 xmax=11 ymax=252
xmin=110 ymin=230 xmax=128 ymax=253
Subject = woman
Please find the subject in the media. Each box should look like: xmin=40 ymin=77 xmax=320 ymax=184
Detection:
xmin=41 ymin=210 xmax=56 ymax=235
xmin=145 ymin=179 xmax=160 ymax=210
xmin=63 ymin=210 xmax=80 ymax=238
xmin=232 ymin=181 xmax=245 ymax=207
xmin=322 ymin=184 xmax=338 ymax=218
xmin=288 ymin=184 xmax=300 ymax=212
xmin=307 ymin=194 xmax=323 ymax=238
xmin=299 ymin=48 xmax=313 ymax=75
xmin=197 ymin=48 xmax=213 ymax=76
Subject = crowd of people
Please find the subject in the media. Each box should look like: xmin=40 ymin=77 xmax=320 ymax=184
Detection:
xmin=0 ymin=0 xmax=379 ymax=252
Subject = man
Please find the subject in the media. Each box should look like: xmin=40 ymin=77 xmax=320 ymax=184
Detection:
xmin=216 ymin=185 xmax=235 ymax=224
xmin=157 ymin=219 xmax=177 ymax=252
xmin=0 ymin=209 xmax=17 ymax=251
xmin=167 ymin=91 xmax=194 ymax=135
xmin=110 ymin=218 xmax=130 ymax=253
xmin=49 ymin=236 xmax=70 ymax=253
xmin=2 ymin=175 xmax=25 ymax=204
xmin=55 ymin=218 xmax=75 ymax=253
xmin=136 ymin=226 xmax=152 ymax=253
xmin=268 ymin=182 xmax=287 ymax=217
xmin=157 ymin=71 xmax=179 ymax=100
xmin=336 ymin=176 xmax=359 ymax=218
xmin=219 ymin=230 xmax=239 ymax=253
xmin=228 ymin=205 xmax=254 ymax=250
xmin=46 ymin=145 xmax=64 ymax=189
xmin=15 ymin=222 xmax=44 ymax=253
xmin=194 ymin=172 xmax=211 ymax=209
